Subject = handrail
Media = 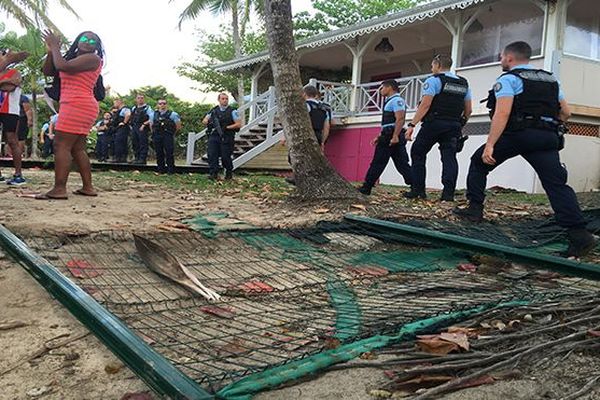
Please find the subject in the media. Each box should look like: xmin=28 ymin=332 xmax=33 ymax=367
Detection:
xmin=186 ymin=86 xmax=279 ymax=167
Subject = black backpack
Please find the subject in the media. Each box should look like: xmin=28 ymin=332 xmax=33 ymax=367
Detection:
xmin=45 ymin=74 xmax=105 ymax=102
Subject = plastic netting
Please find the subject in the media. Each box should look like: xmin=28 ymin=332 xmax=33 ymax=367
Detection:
xmin=21 ymin=219 xmax=600 ymax=395
xmin=392 ymin=208 xmax=600 ymax=255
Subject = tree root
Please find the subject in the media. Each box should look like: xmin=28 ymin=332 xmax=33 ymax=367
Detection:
xmin=559 ymin=374 xmax=600 ymax=400
xmin=409 ymin=327 xmax=599 ymax=400
xmin=472 ymin=312 xmax=600 ymax=349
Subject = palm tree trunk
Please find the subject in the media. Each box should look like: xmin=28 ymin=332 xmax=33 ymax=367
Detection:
xmin=263 ymin=0 xmax=360 ymax=200
xmin=231 ymin=2 xmax=245 ymax=120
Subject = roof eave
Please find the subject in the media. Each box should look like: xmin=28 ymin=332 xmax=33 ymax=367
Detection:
xmin=214 ymin=0 xmax=488 ymax=73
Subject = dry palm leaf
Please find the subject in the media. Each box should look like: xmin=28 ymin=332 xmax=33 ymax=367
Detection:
xmin=133 ymin=234 xmax=220 ymax=301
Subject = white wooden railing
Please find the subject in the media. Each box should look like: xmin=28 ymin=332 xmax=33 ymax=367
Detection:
xmin=309 ymin=78 xmax=353 ymax=117
xmin=186 ymin=86 xmax=281 ymax=167
xmin=354 ymin=75 xmax=428 ymax=116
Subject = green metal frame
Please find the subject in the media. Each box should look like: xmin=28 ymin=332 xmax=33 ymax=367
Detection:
xmin=345 ymin=214 xmax=600 ymax=280
xmin=0 ymin=225 xmax=213 ymax=400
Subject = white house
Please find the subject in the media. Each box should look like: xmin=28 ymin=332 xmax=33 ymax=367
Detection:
xmin=187 ymin=0 xmax=600 ymax=193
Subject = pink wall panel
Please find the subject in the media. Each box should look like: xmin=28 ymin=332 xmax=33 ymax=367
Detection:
xmin=324 ymin=126 xmax=381 ymax=181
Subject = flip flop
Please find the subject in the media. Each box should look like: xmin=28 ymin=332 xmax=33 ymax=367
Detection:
xmin=72 ymin=189 xmax=98 ymax=197
xmin=35 ymin=193 xmax=68 ymax=200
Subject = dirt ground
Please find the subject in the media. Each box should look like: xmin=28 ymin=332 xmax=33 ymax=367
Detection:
xmin=0 ymin=168 xmax=598 ymax=400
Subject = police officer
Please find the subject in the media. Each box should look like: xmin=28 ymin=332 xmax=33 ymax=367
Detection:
xmin=41 ymin=114 xmax=58 ymax=158
xmin=404 ymin=54 xmax=472 ymax=201
xmin=152 ymin=99 xmax=181 ymax=174
xmin=95 ymin=112 xmax=112 ymax=162
xmin=16 ymin=93 xmax=32 ymax=157
xmin=202 ymin=93 xmax=242 ymax=180
xmin=359 ymin=80 xmax=412 ymax=195
xmin=304 ymin=85 xmax=331 ymax=150
xmin=110 ymin=98 xmax=131 ymax=163
xmin=455 ymin=41 xmax=596 ymax=257
xmin=283 ymin=85 xmax=332 ymax=185
xmin=130 ymin=93 xmax=154 ymax=165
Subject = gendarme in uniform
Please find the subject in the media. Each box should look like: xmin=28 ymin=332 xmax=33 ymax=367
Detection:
xmin=152 ymin=107 xmax=180 ymax=174
xmin=205 ymin=104 xmax=241 ymax=179
xmin=406 ymin=68 xmax=471 ymax=200
xmin=360 ymin=89 xmax=412 ymax=195
xmin=130 ymin=103 xmax=154 ymax=164
xmin=457 ymin=41 xmax=596 ymax=257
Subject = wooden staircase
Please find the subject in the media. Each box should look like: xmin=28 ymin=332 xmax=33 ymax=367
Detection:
xmin=194 ymin=123 xmax=284 ymax=165
xmin=232 ymin=123 xmax=283 ymax=159
xmin=187 ymin=87 xmax=286 ymax=170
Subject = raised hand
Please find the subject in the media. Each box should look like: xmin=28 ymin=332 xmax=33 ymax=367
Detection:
xmin=41 ymin=30 xmax=61 ymax=51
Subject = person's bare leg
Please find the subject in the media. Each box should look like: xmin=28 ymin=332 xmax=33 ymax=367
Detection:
xmin=5 ymin=131 xmax=22 ymax=176
xmin=43 ymin=131 xmax=77 ymax=198
xmin=71 ymin=135 xmax=96 ymax=195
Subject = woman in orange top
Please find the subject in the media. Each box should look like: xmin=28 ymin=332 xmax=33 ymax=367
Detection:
xmin=38 ymin=30 xmax=103 ymax=200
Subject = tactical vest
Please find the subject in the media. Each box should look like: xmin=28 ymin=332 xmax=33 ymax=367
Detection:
xmin=131 ymin=105 xmax=149 ymax=125
xmin=111 ymin=107 xmax=126 ymax=129
xmin=307 ymin=100 xmax=329 ymax=132
xmin=424 ymin=74 xmax=468 ymax=122
xmin=153 ymin=111 xmax=176 ymax=135
xmin=484 ymin=68 xmax=560 ymax=132
xmin=209 ymin=106 xmax=238 ymax=136
xmin=381 ymin=94 xmax=400 ymax=127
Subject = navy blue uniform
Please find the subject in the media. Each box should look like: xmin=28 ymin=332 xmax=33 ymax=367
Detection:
xmin=131 ymin=104 xmax=154 ymax=163
xmin=112 ymin=107 xmax=131 ymax=163
xmin=205 ymin=107 xmax=240 ymax=177
xmin=152 ymin=110 xmax=180 ymax=174
xmin=466 ymin=65 xmax=586 ymax=229
xmin=95 ymin=118 xmax=111 ymax=161
xmin=362 ymin=93 xmax=412 ymax=191
xmin=410 ymin=72 xmax=471 ymax=198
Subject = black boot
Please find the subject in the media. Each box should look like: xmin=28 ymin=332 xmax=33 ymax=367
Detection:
xmin=358 ymin=185 xmax=372 ymax=196
xmin=403 ymin=190 xmax=427 ymax=200
xmin=453 ymin=202 xmax=484 ymax=223
xmin=566 ymin=229 xmax=597 ymax=258
xmin=224 ymin=171 xmax=233 ymax=180
xmin=440 ymin=191 xmax=455 ymax=202
xmin=208 ymin=173 xmax=218 ymax=180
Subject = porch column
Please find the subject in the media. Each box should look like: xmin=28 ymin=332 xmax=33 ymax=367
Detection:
xmin=450 ymin=14 xmax=463 ymax=72
xmin=542 ymin=0 xmax=568 ymax=76
xmin=249 ymin=62 xmax=267 ymax=120
xmin=349 ymin=50 xmax=363 ymax=113
xmin=440 ymin=10 xmax=482 ymax=72
xmin=345 ymin=36 xmax=377 ymax=114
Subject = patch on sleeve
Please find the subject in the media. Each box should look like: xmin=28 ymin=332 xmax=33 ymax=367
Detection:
xmin=423 ymin=82 xmax=430 ymax=91
xmin=494 ymin=82 xmax=503 ymax=92
xmin=397 ymin=99 xmax=405 ymax=108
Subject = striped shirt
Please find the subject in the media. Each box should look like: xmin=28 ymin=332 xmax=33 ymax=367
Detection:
xmin=0 ymin=69 xmax=22 ymax=116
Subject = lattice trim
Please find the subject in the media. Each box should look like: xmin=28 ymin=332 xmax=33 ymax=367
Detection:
xmin=215 ymin=0 xmax=488 ymax=72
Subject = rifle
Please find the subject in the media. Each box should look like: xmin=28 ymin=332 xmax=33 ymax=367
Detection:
xmin=456 ymin=115 xmax=469 ymax=153
xmin=210 ymin=109 xmax=225 ymax=139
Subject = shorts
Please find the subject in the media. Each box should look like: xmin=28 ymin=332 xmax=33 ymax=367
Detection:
xmin=17 ymin=116 xmax=29 ymax=141
xmin=0 ymin=113 xmax=19 ymax=133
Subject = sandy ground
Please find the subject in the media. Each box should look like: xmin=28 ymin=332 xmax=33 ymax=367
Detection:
xmin=0 ymin=169 xmax=598 ymax=400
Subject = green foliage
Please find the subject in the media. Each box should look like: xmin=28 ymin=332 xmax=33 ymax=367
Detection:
xmin=0 ymin=0 xmax=79 ymax=35
xmin=293 ymin=11 xmax=329 ymax=39
xmin=176 ymin=29 xmax=266 ymax=100
xmin=0 ymin=27 xmax=46 ymax=94
xmin=293 ymin=0 xmax=419 ymax=36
